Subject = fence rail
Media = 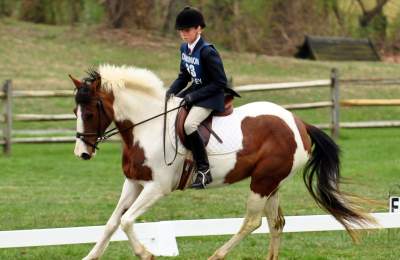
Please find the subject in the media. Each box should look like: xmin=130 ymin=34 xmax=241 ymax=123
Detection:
xmin=282 ymin=101 xmax=333 ymax=110
xmin=0 ymin=213 xmax=398 ymax=255
xmin=233 ymin=79 xmax=331 ymax=92
xmin=1 ymin=68 xmax=400 ymax=154
xmin=340 ymin=78 xmax=400 ymax=85
xmin=14 ymin=114 xmax=75 ymax=122
xmin=341 ymin=99 xmax=400 ymax=106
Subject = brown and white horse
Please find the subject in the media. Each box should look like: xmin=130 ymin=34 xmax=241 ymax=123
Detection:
xmin=70 ymin=64 xmax=374 ymax=260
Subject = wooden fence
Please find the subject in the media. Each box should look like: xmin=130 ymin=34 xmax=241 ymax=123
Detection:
xmin=1 ymin=68 xmax=399 ymax=155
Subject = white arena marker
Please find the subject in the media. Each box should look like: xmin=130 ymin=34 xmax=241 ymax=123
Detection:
xmin=0 ymin=213 xmax=399 ymax=256
xmin=389 ymin=196 xmax=400 ymax=213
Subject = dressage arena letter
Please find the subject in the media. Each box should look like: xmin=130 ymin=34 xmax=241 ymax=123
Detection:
xmin=389 ymin=197 xmax=400 ymax=213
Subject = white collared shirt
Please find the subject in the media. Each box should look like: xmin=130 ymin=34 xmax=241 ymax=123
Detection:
xmin=188 ymin=34 xmax=201 ymax=53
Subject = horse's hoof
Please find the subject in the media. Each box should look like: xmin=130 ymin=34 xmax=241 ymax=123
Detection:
xmin=141 ymin=254 xmax=155 ymax=260
xmin=208 ymin=254 xmax=224 ymax=260
xmin=139 ymin=250 xmax=155 ymax=260
xmin=82 ymin=256 xmax=99 ymax=260
xmin=266 ymin=252 xmax=278 ymax=260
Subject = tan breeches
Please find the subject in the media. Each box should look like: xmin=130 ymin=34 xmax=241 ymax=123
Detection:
xmin=184 ymin=106 xmax=213 ymax=135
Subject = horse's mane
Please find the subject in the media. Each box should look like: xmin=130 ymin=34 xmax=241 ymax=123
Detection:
xmin=97 ymin=64 xmax=164 ymax=97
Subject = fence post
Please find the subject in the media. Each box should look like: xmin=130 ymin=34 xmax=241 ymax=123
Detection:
xmin=330 ymin=68 xmax=340 ymax=139
xmin=3 ymin=80 xmax=12 ymax=155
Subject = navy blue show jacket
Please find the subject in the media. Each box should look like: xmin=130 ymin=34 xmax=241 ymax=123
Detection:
xmin=168 ymin=37 xmax=239 ymax=112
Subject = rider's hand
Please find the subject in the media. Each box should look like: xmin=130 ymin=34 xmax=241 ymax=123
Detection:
xmin=165 ymin=89 xmax=174 ymax=100
xmin=183 ymin=94 xmax=194 ymax=107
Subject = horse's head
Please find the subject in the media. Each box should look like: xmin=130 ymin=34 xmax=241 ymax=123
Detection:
xmin=69 ymin=69 xmax=114 ymax=160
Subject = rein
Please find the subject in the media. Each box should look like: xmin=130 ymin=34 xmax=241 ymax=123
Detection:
xmin=163 ymin=98 xmax=185 ymax=166
xmin=76 ymin=99 xmax=183 ymax=150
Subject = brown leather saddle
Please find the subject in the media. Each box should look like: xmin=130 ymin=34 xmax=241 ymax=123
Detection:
xmin=175 ymin=95 xmax=234 ymax=149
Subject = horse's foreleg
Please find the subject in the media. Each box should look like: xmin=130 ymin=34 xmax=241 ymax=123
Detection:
xmin=120 ymin=182 xmax=164 ymax=260
xmin=264 ymin=191 xmax=285 ymax=260
xmin=83 ymin=179 xmax=142 ymax=260
xmin=208 ymin=191 xmax=267 ymax=260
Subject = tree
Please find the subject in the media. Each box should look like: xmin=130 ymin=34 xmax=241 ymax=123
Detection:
xmin=162 ymin=0 xmax=190 ymax=34
xmin=19 ymin=0 xmax=83 ymax=24
xmin=70 ymin=0 xmax=84 ymax=24
xmin=356 ymin=0 xmax=389 ymax=27
xmin=102 ymin=0 xmax=155 ymax=29
xmin=19 ymin=0 xmax=47 ymax=23
xmin=0 ymin=0 xmax=13 ymax=17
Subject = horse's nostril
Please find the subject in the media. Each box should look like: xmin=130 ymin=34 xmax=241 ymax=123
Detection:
xmin=81 ymin=153 xmax=91 ymax=160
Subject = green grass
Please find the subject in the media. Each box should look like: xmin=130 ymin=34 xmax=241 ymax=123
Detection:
xmin=0 ymin=19 xmax=400 ymax=259
xmin=0 ymin=129 xmax=399 ymax=259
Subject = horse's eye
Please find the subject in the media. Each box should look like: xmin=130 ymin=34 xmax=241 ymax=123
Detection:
xmin=84 ymin=112 xmax=94 ymax=120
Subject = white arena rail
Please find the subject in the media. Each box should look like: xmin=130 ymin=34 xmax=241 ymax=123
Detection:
xmin=0 ymin=213 xmax=399 ymax=256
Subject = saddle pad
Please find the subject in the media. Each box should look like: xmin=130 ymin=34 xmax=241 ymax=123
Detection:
xmin=167 ymin=108 xmax=243 ymax=155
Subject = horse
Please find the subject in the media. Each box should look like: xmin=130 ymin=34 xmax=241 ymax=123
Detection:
xmin=70 ymin=64 xmax=375 ymax=260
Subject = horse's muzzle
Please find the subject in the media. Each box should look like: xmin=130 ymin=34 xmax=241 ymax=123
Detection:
xmin=80 ymin=152 xmax=92 ymax=160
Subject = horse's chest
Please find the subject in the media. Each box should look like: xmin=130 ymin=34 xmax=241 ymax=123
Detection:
xmin=122 ymin=142 xmax=153 ymax=181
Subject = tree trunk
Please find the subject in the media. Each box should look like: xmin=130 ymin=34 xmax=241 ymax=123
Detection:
xmin=0 ymin=0 xmax=6 ymax=16
xmin=102 ymin=0 xmax=128 ymax=28
xmin=70 ymin=0 xmax=84 ymax=25
xmin=162 ymin=0 xmax=190 ymax=34
xmin=19 ymin=0 xmax=47 ymax=23
xmin=231 ymin=0 xmax=241 ymax=51
xmin=131 ymin=0 xmax=154 ymax=29
xmin=103 ymin=0 xmax=155 ymax=29
xmin=356 ymin=0 xmax=389 ymax=27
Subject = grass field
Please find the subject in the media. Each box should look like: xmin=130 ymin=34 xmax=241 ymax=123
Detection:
xmin=1 ymin=19 xmax=400 ymax=259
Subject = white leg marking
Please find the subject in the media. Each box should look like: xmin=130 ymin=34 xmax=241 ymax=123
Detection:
xmin=265 ymin=192 xmax=284 ymax=260
xmin=83 ymin=179 xmax=142 ymax=260
xmin=209 ymin=191 xmax=267 ymax=260
xmin=120 ymin=182 xmax=164 ymax=259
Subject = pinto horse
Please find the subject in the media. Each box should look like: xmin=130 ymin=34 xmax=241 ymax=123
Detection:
xmin=70 ymin=64 xmax=374 ymax=260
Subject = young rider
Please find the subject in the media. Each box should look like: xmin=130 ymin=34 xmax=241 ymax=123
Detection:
xmin=166 ymin=6 xmax=239 ymax=189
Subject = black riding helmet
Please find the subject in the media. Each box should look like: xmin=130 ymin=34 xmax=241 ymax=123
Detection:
xmin=175 ymin=6 xmax=206 ymax=30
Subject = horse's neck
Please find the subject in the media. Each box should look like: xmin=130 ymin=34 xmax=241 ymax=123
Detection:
xmin=113 ymin=88 xmax=165 ymax=149
xmin=113 ymin=88 xmax=163 ymax=123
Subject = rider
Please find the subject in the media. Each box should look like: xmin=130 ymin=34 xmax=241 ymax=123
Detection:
xmin=166 ymin=6 xmax=239 ymax=189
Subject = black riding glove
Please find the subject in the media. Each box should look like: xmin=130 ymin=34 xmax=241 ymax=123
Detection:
xmin=165 ymin=89 xmax=174 ymax=100
xmin=183 ymin=94 xmax=194 ymax=107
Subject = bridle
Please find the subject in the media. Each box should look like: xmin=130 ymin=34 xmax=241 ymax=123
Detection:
xmin=76 ymin=97 xmax=184 ymax=151
xmin=75 ymin=99 xmax=111 ymax=150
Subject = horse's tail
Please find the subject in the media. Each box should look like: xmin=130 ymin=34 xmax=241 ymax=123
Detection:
xmin=303 ymin=124 xmax=376 ymax=241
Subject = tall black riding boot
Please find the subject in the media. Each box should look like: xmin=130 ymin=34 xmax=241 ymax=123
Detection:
xmin=187 ymin=131 xmax=212 ymax=189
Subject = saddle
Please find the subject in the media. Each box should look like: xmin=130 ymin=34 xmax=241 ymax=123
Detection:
xmin=176 ymin=95 xmax=234 ymax=149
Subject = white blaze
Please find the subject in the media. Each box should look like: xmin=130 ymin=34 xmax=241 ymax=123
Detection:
xmin=74 ymin=105 xmax=89 ymax=156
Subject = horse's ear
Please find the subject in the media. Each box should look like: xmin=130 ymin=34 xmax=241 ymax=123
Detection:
xmin=69 ymin=74 xmax=82 ymax=89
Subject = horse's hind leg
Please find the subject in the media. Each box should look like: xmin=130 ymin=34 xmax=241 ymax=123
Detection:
xmin=264 ymin=191 xmax=285 ymax=260
xmin=208 ymin=191 xmax=267 ymax=260
xmin=83 ymin=179 xmax=142 ymax=260
xmin=120 ymin=182 xmax=164 ymax=260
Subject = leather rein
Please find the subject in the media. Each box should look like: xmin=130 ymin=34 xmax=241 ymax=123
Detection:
xmin=76 ymin=98 xmax=183 ymax=151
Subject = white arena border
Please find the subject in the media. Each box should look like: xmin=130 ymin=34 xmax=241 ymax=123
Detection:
xmin=0 ymin=213 xmax=399 ymax=256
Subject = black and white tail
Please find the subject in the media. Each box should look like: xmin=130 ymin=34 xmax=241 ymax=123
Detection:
xmin=303 ymin=124 xmax=376 ymax=240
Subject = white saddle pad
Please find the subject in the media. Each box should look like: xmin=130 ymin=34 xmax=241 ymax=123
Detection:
xmin=167 ymin=101 xmax=243 ymax=155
